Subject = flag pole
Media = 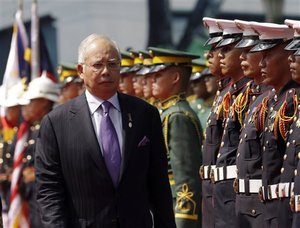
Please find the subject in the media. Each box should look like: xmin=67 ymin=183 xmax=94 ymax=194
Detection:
xmin=31 ymin=0 xmax=40 ymax=80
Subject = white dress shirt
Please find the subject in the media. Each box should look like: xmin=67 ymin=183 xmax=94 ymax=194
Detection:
xmin=85 ymin=90 xmax=124 ymax=157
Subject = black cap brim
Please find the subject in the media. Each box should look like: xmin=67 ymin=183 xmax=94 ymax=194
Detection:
xmin=148 ymin=64 xmax=168 ymax=74
xmin=235 ymin=37 xmax=259 ymax=48
xmin=136 ymin=66 xmax=152 ymax=75
xmin=250 ymin=39 xmax=284 ymax=52
xmin=285 ymin=39 xmax=300 ymax=51
xmin=120 ymin=66 xmax=132 ymax=74
xmin=294 ymin=49 xmax=300 ymax=56
xmin=216 ymin=37 xmax=242 ymax=48
xmin=204 ymin=36 xmax=223 ymax=46
xmin=190 ymin=72 xmax=202 ymax=81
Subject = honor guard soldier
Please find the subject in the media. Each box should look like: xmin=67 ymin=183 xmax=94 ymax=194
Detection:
xmin=149 ymin=47 xmax=203 ymax=228
xmin=0 ymin=82 xmax=24 ymax=226
xmin=200 ymin=17 xmax=231 ymax=228
xmin=129 ymin=50 xmax=145 ymax=99
xmin=249 ymin=22 xmax=295 ymax=228
xmin=278 ymin=20 xmax=300 ymax=227
xmin=57 ymin=63 xmax=84 ymax=105
xmin=189 ymin=59 xmax=214 ymax=131
xmin=213 ymin=18 xmax=251 ymax=228
xmin=17 ymin=75 xmax=59 ymax=228
xmin=291 ymin=47 xmax=300 ymax=228
xmin=233 ymin=20 xmax=272 ymax=228
xmin=119 ymin=51 xmax=136 ymax=96
xmin=136 ymin=50 xmax=157 ymax=105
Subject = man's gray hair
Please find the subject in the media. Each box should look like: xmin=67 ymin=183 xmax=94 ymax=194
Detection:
xmin=77 ymin=34 xmax=121 ymax=63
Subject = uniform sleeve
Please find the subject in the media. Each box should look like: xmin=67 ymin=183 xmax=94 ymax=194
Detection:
xmin=148 ymin=106 xmax=177 ymax=228
xmin=168 ymin=113 xmax=202 ymax=228
xmin=35 ymin=115 xmax=67 ymax=228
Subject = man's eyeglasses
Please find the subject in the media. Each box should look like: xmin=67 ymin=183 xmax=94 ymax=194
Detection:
xmin=83 ymin=61 xmax=120 ymax=73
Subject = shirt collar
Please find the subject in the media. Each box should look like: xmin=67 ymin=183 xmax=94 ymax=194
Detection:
xmin=85 ymin=90 xmax=121 ymax=114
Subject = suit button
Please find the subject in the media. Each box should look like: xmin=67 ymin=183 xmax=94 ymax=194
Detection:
xmin=251 ymin=209 xmax=256 ymax=215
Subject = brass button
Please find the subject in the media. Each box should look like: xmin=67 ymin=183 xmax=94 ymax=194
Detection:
xmin=284 ymin=154 xmax=287 ymax=160
xmin=281 ymin=168 xmax=284 ymax=173
xmin=295 ymin=169 xmax=298 ymax=176
xmin=290 ymin=129 xmax=293 ymax=134
xmin=221 ymin=142 xmax=224 ymax=147
xmin=217 ymin=153 xmax=221 ymax=158
xmin=287 ymin=142 xmax=290 ymax=148
xmin=244 ymin=134 xmax=247 ymax=139
xmin=298 ymin=152 xmax=300 ymax=159
xmin=251 ymin=209 xmax=256 ymax=215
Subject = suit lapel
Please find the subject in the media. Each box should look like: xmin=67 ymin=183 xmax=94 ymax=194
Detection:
xmin=118 ymin=93 xmax=135 ymax=181
xmin=69 ymin=94 xmax=110 ymax=179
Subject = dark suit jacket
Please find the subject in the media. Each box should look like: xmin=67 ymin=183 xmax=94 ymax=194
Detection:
xmin=35 ymin=92 xmax=176 ymax=228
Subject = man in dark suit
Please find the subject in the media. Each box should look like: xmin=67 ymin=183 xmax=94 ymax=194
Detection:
xmin=35 ymin=34 xmax=176 ymax=228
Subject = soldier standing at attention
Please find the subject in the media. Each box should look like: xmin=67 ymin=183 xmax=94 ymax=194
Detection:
xmin=118 ymin=51 xmax=136 ymax=96
xmin=249 ymin=22 xmax=295 ymax=228
xmin=189 ymin=60 xmax=213 ymax=131
xmin=129 ymin=50 xmax=145 ymax=99
xmin=57 ymin=63 xmax=84 ymax=105
xmin=212 ymin=19 xmax=251 ymax=228
xmin=199 ymin=17 xmax=230 ymax=228
xmin=149 ymin=47 xmax=203 ymax=228
xmin=17 ymin=76 xmax=59 ymax=228
xmin=233 ymin=20 xmax=272 ymax=228
xmin=291 ymin=44 xmax=300 ymax=228
xmin=278 ymin=20 xmax=300 ymax=227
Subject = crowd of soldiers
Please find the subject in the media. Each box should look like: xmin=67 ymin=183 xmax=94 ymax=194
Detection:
xmin=0 ymin=16 xmax=300 ymax=228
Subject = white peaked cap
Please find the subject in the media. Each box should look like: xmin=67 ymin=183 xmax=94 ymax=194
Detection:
xmin=216 ymin=19 xmax=243 ymax=36
xmin=234 ymin=20 xmax=259 ymax=37
xmin=203 ymin=17 xmax=222 ymax=34
xmin=250 ymin=22 xmax=294 ymax=40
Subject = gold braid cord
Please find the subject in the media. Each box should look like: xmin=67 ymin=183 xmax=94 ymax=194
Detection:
xmin=217 ymin=92 xmax=231 ymax=120
xmin=275 ymin=94 xmax=298 ymax=141
xmin=163 ymin=115 xmax=171 ymax=154
xmin=234 ymin=87 xmax=250 ymax=125
xmin=255 ymin=96 xmax=269 ymax=133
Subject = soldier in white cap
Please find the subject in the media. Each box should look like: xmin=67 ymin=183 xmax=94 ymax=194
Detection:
xmin=234 ymin=20 xmax=272 ymax=228
xmin=212 ymin=18 xmax=251 ymax=228
xmin=200 ymin=17 xmax=230 ymax=228
xmin=249 ymin=22 xmax=295 ymax=228
xmin=18 ymin=75 xmax=59 ymax=228
xmin=278 ymin=20 xmax=300 ymax=227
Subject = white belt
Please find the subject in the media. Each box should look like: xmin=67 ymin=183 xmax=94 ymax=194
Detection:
xmin=290 ymin=194 xmax=300 ymax=212
xmin=212 ymin=165 xmax=237 ymax=182
xmin=258 ymin=182 xmax=294 ymax=202
xmin=235 ymin=179 xmax=262 ymax=194
xmin=278 ymin=182 xmax=294 ymax=198
xmin=199 ymin=165 xmax=215 ymax=180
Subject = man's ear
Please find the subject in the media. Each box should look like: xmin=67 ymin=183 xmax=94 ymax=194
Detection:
xmin=77 ymin=64 xmax=84 ymax=79
xmin=172 ymin=71 xmax=181 ymax=85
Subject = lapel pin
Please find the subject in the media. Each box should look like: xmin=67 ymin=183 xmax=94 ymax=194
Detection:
xmin=128 ymin=113 xmax=133 ymax=128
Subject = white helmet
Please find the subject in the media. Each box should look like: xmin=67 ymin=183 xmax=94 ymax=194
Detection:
xmin=2 ymin=81 xmax=25 ymax=107
xmin=19 ymin=74 xmax=59 ymax=105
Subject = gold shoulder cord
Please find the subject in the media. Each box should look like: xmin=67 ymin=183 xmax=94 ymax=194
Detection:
xmin=163 ymin=114 xmax=171 ymax=154
xmin=234 ymin=86 xmax=250 ymax=125
xmin=217 ymin=92 xmax=231 ymax=120
xmin=274 ymin=93 xmax=298 ymax=140
xmin=254 ymin=96 xmax=269 ymax=133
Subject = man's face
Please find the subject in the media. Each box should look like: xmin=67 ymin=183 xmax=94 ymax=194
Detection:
xmin=58 ymin=82 xmax=84 ymax=104
xmin=119 ymin=73 xmax=135 ymax=96
xmin=219 ymin=44 xmax=243 ymax=78
xmin=240 ymin=48 xmax=263 ymax=80
xmin=152 ymin=68 xmax=174 ymax=101
xmin=206 ymin=47 xmax=223 ymax=77
xmin=78 ymin=38 xmax=121 ymax=100
xmin=259 ymin=44 xmax=291 ymax=89
xmin=132 ymin=75 xmax=145 ymax=97
xmin=143 ymin=74 xmax=154 ymax=99
xmin=289 ymin=53 xmax=300 ymax=84
xmin=22 ymin=98 xmax=52 ymax=123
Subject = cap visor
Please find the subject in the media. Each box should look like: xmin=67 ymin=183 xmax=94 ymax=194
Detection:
xmin=250 ymin=41 xmax=280 ymax=52
xmin=216 ymin=37 xmax=242 ymax=48
xmin=136 ymin=66 xmax=151 ymax=75
xmin=204 ymin=36 xmax=222 ymax=46
xmin=190 ymin=72 xmax=202 ymax=81
xmin=285 ymin=39 xmax=300 ymax=51
xmin=235 ymin=38 xmax=259 ymax=48
xmin=294 ymin=49 xmax=300 ymax=56
xmin=148 ymin=64 xmax=168 ymax=73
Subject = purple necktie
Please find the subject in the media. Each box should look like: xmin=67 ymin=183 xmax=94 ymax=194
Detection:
xmin=100 ymin=101 xmax=121 ymax=187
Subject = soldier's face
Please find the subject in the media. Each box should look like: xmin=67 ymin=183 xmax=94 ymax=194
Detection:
xmin=219 ymin=44 xmax=243 ymax=77
xmin=289 ymin=53 xmax=300 ymax=84
xmin=207 ymin=47 xmax=223 ymax=77
xmin=78 ymin=38 xmax=121 ymax=100
xmin=259 ymin=44 xmax=291 ymax=89
xmin=58 ymin=82 xmax=84 ymax=105
xmin=22 ymin=98 xmax=52 ymax=123
xmin=152 ymin=68 xmax=175 ymax=101
xmin=119 ymin=73 xmax=135 ymax=96
xmin=143 ymin=74 xmax=154 ymax=99
xmin=240 ymin=48 xmax=263 ymax=81
xmin=132 ymin=75 xmax=145 ymax=97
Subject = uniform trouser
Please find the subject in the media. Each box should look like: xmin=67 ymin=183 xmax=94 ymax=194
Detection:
xmin=292 ymin=212 xmax=300 ymax=228
xmin=278 ymin=198 xmax=293 ymax=228
xmin=214 ymin=179 xmax=237 ymax=228
xmin=235 ymin=194 xmax=264 ymax=228
xmin=202 ymin=180 xmax=214 ymax=228
xmin=263 ymin=200 xmax=278 ymax=228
